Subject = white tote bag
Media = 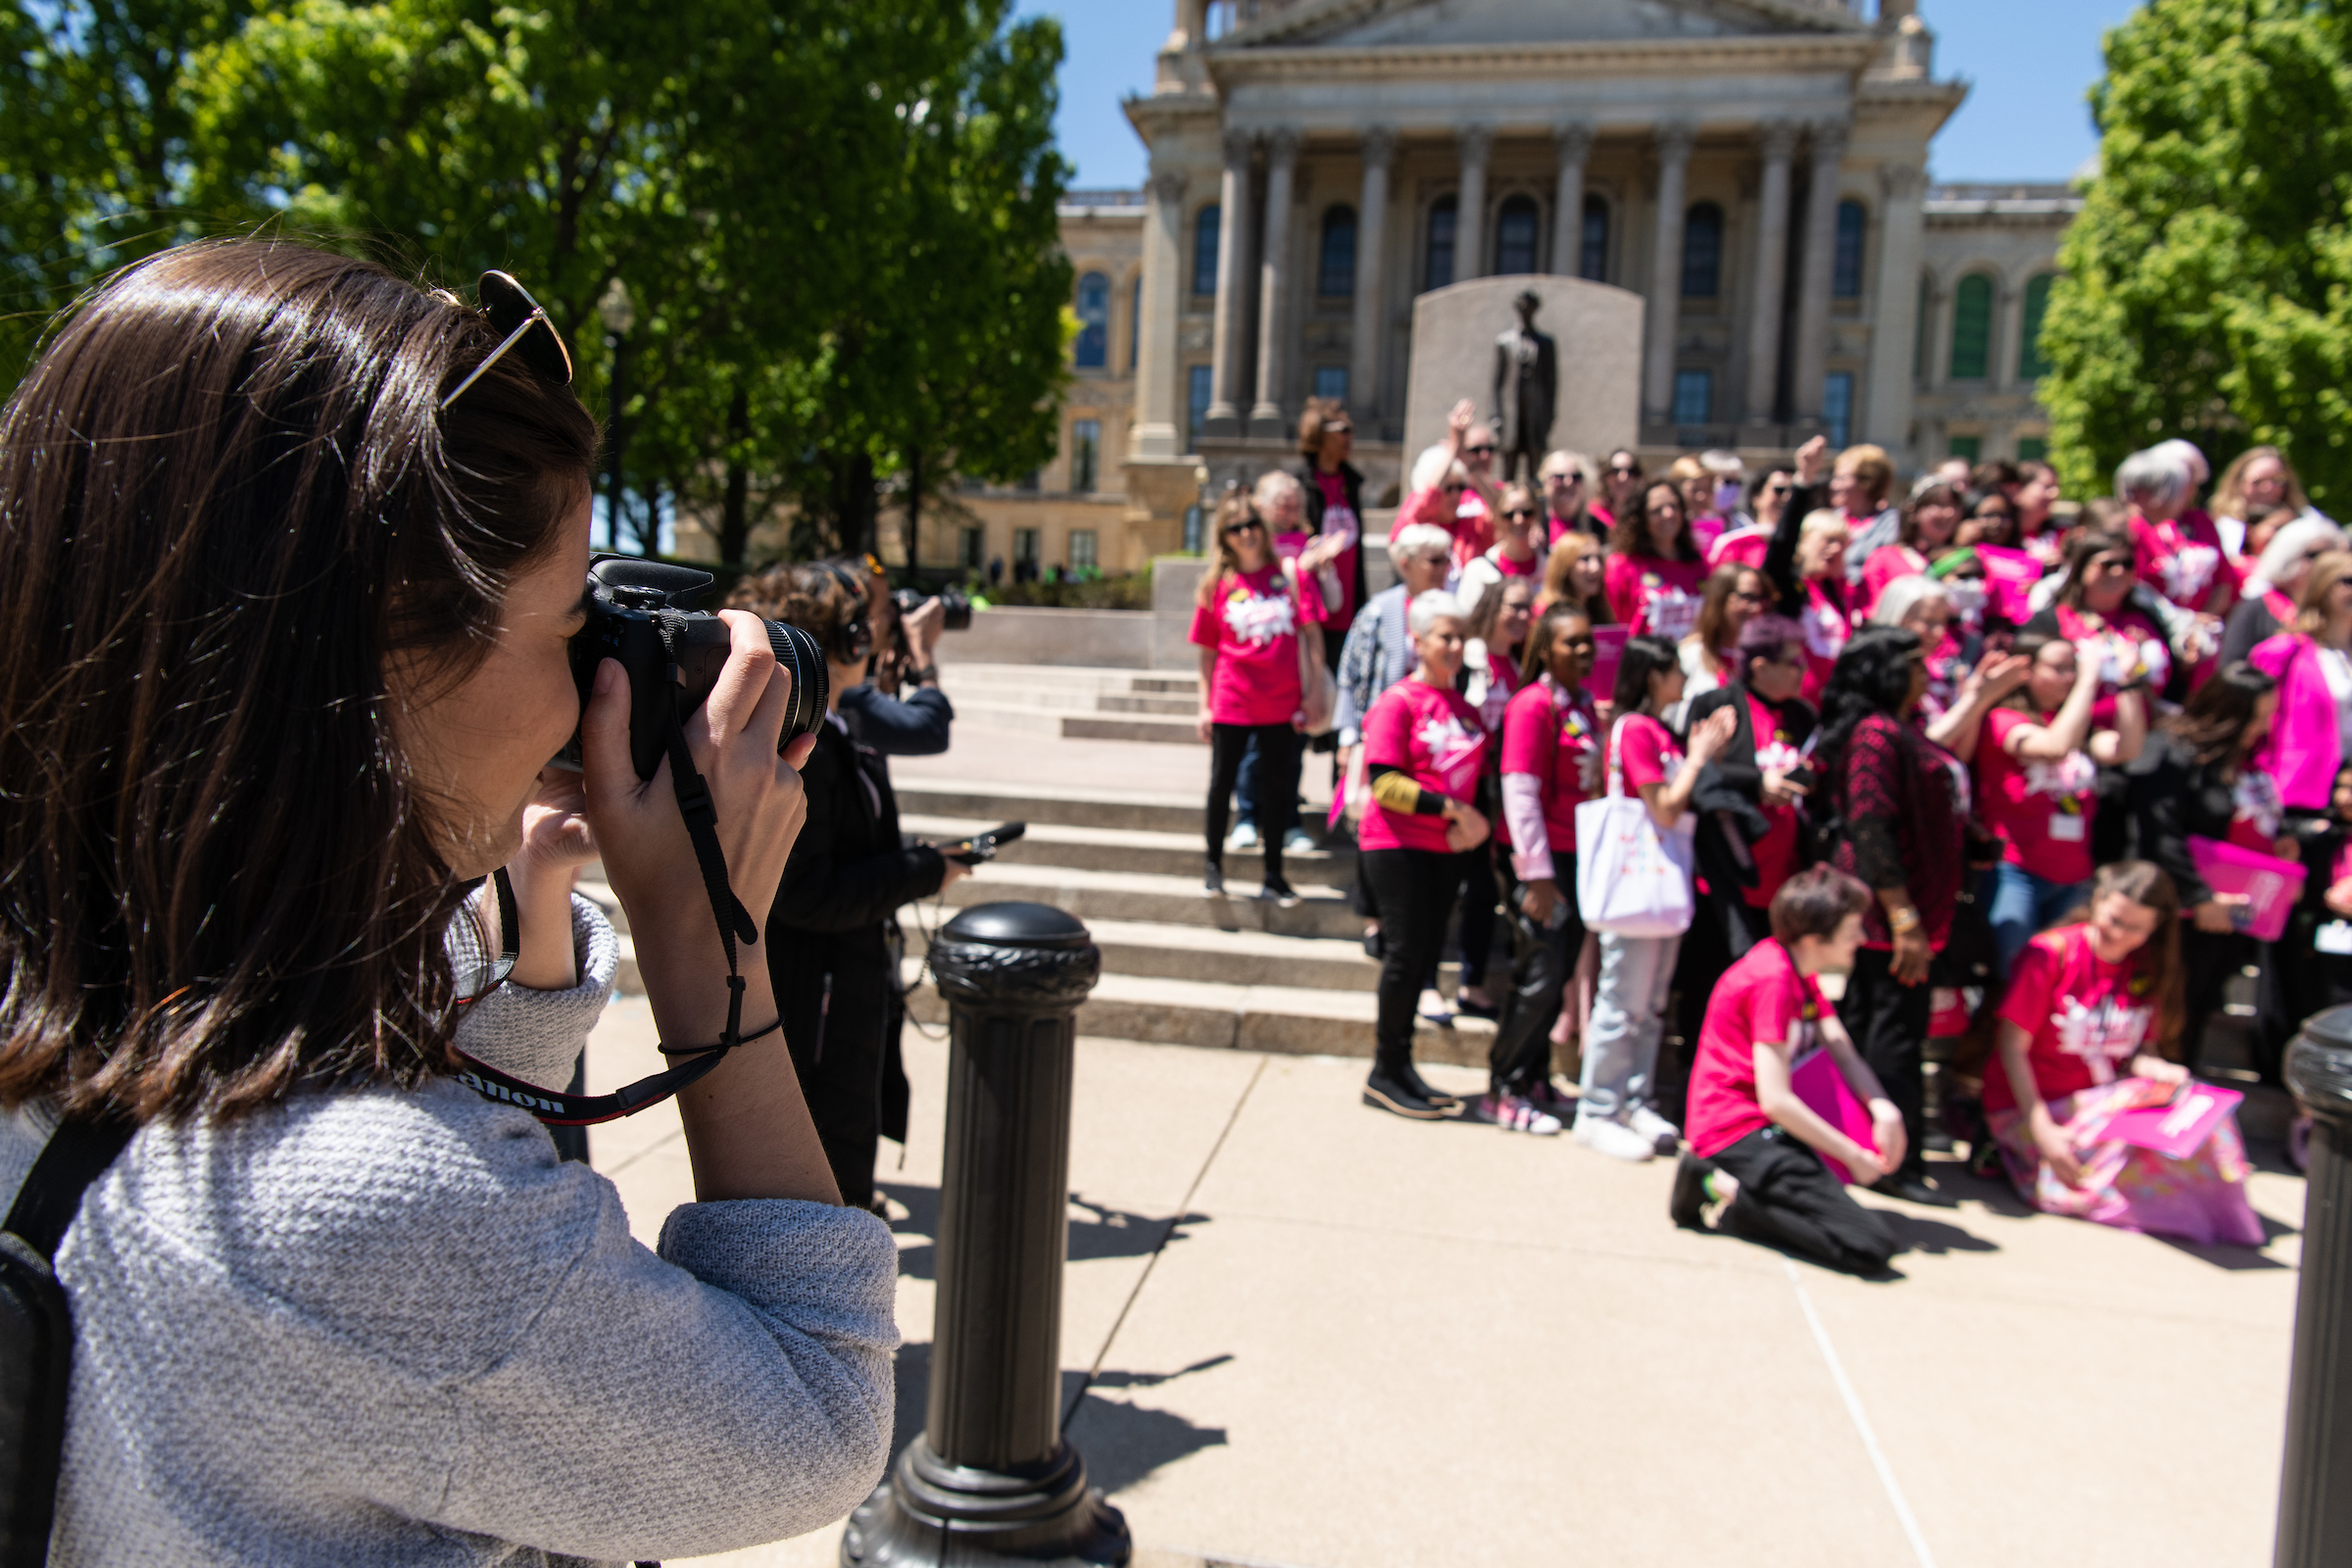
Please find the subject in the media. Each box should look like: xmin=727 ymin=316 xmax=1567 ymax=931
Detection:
xmin=1574 ymin=716 xmax=1697 ymax=938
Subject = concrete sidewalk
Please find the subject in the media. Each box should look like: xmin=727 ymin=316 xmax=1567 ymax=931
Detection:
xmin=582 ymin=994 xmax=2302 ymax=1568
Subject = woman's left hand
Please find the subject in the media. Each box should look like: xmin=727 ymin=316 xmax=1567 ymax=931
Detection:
xmin=514 ymin=766 xmax=599 ymax=891
xmin=2132 ymin=1054 xmax=2191 ymax=1089
xmin=1890 ymin=924 xmax=1932 ymax=985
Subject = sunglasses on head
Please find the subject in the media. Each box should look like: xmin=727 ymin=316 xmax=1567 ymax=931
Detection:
xmin=435 ymin=270 xmax=573 ymax=411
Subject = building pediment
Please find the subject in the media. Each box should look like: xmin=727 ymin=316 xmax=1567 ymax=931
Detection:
xmin=1221 ymin=0 xmax=1869 ymax=49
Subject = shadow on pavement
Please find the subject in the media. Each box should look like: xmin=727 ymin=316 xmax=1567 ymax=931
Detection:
xmin=876 ymin=1181 xmax=1209 ymax=1281
xmin=882 ymin=1341 xmax=1231 ymax=1494
xmin=1877 ymin=1210 xmax=2000 ymax=1255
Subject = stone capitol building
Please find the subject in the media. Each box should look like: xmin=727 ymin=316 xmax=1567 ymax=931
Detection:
xmin=914 ymin=0 xmax=2080 ymax=584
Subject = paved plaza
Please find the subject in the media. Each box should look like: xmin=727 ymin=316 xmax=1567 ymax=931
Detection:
xmin=583 ymin=845 xmax=2305 ymax=1568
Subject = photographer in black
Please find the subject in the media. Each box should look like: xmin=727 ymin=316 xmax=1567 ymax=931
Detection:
xmin=733 ymin=562 xmax=971 ymax=1210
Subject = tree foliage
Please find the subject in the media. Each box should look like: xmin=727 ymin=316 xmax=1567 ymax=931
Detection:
xmin=2041 ymin=0 xmax=2352 ymax=506
xmin=1 ymin=0 xmax=1069 ymax=562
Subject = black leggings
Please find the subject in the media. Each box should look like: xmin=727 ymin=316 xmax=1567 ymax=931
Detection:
xmin=1713 ymin=1127 xmax=1897 ymax=1275
xmin=1448 ymin=846 xmax=1498 ymax=994
xmin=2180 ymin=926 xmax=2254 ymax=1076
xmin=1491 ymin=857 xmax=1585 ymax=1095
xmin=1207 ymin=723 xmax=1299 ymax=876
xmin=1363 ymin=848 xmax=1468 ymax=1070
xmin=1840 ymin=945 xmax=1933 ymax=1182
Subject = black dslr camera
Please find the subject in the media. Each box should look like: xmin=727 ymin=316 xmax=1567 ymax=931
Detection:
xmin=560 ymin=556 xmax=829 ymax=780
xmin=890 ymin=584 xmax=973 ymax=632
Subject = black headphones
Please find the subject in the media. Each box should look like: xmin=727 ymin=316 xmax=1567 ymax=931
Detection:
xmin=811 ymin=560 xmax=876 ymax=665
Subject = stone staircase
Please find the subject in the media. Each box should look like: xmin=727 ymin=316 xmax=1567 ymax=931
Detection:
xmin=938 ymin=662 xmax=1204 ymax=746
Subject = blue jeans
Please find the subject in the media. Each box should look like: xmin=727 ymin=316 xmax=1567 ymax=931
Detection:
xmin=1986 ymin=861 xmax=2087 ymax=980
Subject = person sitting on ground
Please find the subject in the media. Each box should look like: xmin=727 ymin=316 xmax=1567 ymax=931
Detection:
xmin=1488 ymin=605 xmax=1604 ymax=1131
xmin=1190 ymin=493 xmax=1326 ymax=904
xmin=1357 ymin=591 xmax=1492 ymax=1120
xmin=0 ymin=239 xmax=895 ymax=1562
xmin=1603 ymin=478 xmax=1709 ymax=641
xmin=1670 ymin=866 xmax=1902 ymax=1276
xmin=1984 ymin=861 xmax=2265 ymax=1247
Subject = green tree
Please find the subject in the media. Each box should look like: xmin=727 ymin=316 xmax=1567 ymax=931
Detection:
xmin=2041 ymin=0 xmax=2352 ymax=506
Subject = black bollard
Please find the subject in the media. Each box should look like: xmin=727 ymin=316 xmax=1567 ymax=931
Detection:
xmin=2278 ymin=1004 xmax=2352 ymax=1566
xmin=843 ymin=902 xmax=1129 ymax=1568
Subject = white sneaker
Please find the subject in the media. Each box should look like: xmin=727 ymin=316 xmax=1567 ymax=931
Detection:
xmin=1572 ymin=1115 xmax=1657 ymax=1162
xmin=1230 ymin=822 xmax=1261 ymax=851
xmin=1284 ymin=826 xmax=1318 ymax=852
xmin=1626 ymin=1102 xmax=1682 ymax=1155
xmin=1417 ymin=988 xmax=1455 ymax=1027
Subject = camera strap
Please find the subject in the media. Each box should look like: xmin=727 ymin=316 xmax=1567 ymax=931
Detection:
xmin=451 ymin=669 xmax=765 ymax=1129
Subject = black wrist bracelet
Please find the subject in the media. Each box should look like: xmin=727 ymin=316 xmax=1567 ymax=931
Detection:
xmin=658 ymin=1015 xmax=784 ymax=1055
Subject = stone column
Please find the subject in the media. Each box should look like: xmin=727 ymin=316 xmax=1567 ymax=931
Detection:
xmin=1128 ymin=171 xmax=1188 ymax=460
xmin=1550 ymin=121 xmax=1593 ymax=277
xmin=1740 ymin=120 xmax=1799 ymax=430
xmin=1168 ymin=0 xmax=1206 ymax=50
xmin=1642 ymin=120 xmax=1697 ymax=423
xmin=1455 ymin=125 xmax=1493 ymax=283
xmin=1349 ymin=126 xmax=1395 ymax=423
xmin=1861 ymin=161 xmax=1926 ymax=457
xmin=1204 ymin=128 xmax=1255 ymax=433
xmin=1250 ymin=127 xmax=1300 ymax=435
xmin=1790 ymin=118 xmax=1849 ymax=424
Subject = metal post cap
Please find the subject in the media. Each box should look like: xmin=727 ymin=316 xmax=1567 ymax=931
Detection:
xmin=2287 ymin=1005 xmax=2352 ymax=1119
xmin=930 ymin=902 xmax=1101 ymax=1011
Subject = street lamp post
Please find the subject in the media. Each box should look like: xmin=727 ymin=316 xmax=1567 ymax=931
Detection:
xmin=2279 ymin=1004 xmax=2352 ymax=1565
xmin=598 ymin=278 xmax=635 ymax=552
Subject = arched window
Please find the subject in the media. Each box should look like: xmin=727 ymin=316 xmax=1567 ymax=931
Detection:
xmin=1833 ymin=200 xmax=1866 ymax=298
xmin=1949 ymin=272 xmax=1993 ymax=379
xmin=2018 ymin=272 xmax=2056 ymax=379
xmin=1682 ymin=202 xmax=1723 ymax=298
xmin=1580 ymin=194 xmax=1610 ymax=281
xmin=1494 ymin=194 xmax=1541 ymax=275
xmin=1192 ymin=206 xmax=1221 ymax=298
xmin=1426 ymin=195 xmax=1458 ymax=290
xmin=1074 ymin=271 xmax=1109 ymax=368
xmin=1318 ymin=205 xmax=1357 ymax=297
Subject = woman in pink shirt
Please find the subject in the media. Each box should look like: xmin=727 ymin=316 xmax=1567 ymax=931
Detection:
xmin=1602 ymin=480 xmax=1708 ymax=642
xmin=2248 ymin=550 xmax=2352 ymax=812
xmin=1488 ymin=606 xmax=1603 ymax=1131
xmin=2121 ymin=445 xmax=2237 ymax=685
xmin=1857 ymin=481 xmax=1962 ymax=618
xmin=1985 ymin=861 xmax=2263 ymax=1247
xmin=1190 ymin=496 xmax=1327 ymax=905
xmin=2024 ymin=528 xmax=2179 ymax=707
xmin=1358 ymin=591 xmax=1493 ymax=1121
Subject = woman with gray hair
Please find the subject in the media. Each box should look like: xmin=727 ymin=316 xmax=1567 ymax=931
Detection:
xmin=1356 ymin=590 xmax=1493 ymax=1120
xmin=2221 ymin=514 xmax=2350 ymax=666
xmin=2120 ymin=443 xmax=2237 ymax=624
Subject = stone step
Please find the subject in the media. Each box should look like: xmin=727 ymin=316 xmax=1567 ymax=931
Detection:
xmin=936 ymin=662 xmax=1167 ymax=692
xmin=1059 ymin=711 xmax=1207 ymax=746
xmin=1131 ymin=675 xmax=1199 ymax=695
xmin=1096 ymin=693 xmax=1199 ymax=715
xmin=898 ymin=781 xmax=1211 ymax=835
xmin=939 ymin=859 xmax=1364 ymax=941
xmin=1080 ymin=916 xmax=1379 ymax=991
xmin=904 ymin=964 xmax=1494 ymax=1066
xmin=901 ymin=812 xmax=1354 ymax=887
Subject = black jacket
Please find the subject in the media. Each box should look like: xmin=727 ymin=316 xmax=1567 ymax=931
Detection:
xmin=1685 ymin=681 xmax=1817 ymax=899
xmin=1295 ymin=460 xmax=1367 ymax=614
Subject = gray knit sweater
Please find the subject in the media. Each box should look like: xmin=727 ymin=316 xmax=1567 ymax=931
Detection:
xmin=0 ymin=894 xmax=899 ymax=1566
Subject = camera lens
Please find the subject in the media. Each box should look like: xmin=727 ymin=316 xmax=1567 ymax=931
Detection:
xmin=760 ymin=619 xmax=829 ymax=742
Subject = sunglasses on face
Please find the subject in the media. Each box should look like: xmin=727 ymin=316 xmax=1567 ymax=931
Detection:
xmin=1504 ymin=507 xmax=1538 ymax=519
xmin=1610 ymin=465 xmax=1641 ymax=478
xmin=1731 ymin=587 xmax=1770 ymax=604
xmin=1442 ymin=482 xmax=1466 ymax=494
xmin=435 ymin=270 xmax=573 ymax=411
xmin=1229 ymin=519 xmax=1265 ymax=535
xmin=1464 ymin=443 xmax=1497 ymax=457
xmin=1764 ymin=483 xmax=1791 ymax=497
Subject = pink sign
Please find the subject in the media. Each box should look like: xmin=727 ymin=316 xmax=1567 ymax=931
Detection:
xmin=2100 ymin=1082 xmax=2242 ymax=1161
xmin=1974 ymin=545 xmax=2043 ymax=626
xmin=1588 ymin=625 xmax=1629 ymax=703
xmin=1791 ymin=1047 xmax=1882 ymax=1185
xmin=2187 ymin=835 xmax=2308 ymax=942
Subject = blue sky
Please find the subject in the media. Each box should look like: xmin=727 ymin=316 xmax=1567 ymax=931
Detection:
xmin=1009 ymin=0 xmax=2141 ymax=189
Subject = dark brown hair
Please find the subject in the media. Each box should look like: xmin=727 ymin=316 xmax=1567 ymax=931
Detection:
xmin=1519 ymin=603 xmax=1592 ymax=686
xmin=1897 ymin=482 xmax=1962 ymax=551
xmin=1769 ymin=865 xmax=1873 ymax=946
xmin=1692 ymin=564 xmax=1766 ymax=662
xmin=2062 ymin=860 xmax=2187 ymax=1055
xmin=2160 ymin=662 xmax=2278 ymax=768
xmin=2055 ymin=526 xmax=2137 ymax=610
xmin=1610 ymin=480 xmax=1699 ymax=563
xmin=0 ymin=240 xmax=599 ymax=1122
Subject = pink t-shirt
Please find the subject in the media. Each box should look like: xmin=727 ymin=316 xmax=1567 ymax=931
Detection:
xmin=1975 ymin=707 xmax=2098 ymax=885
xmin=1186 ymin=563 xmax=1326 ymax=727
xmin=1707 ymin=525 xmax=1771 ymax=571
xmin=1497 ymin=676 xmax=1599 ymax=855
xmin=2052 ymin=602 xmax=2172 ymax=718
xmin=1987 ymin=923 xmax=2157 ymax=1113
xmin=1744 ymin=692 xmax=1805 ymax=908
xmin=1690 ymin=514 xmax=1728 ymax=557
xmin=1473 ymin=646 xmax=1521 ymax=736
xmin=1859 ymin=544 xmax=1927 ymax=619
xmin=1602 ymin=553 xmax=1708 ymax=641
xmin=2132 ymin=510 xmax=2237 ymax=614
xmin=1312 ymin=468 xmax=1362 ymax=625
xmin=1687 ymin=939 xmax=1830 ymax=1158
xmin=1796 ymin=578 xmax=1851 ymax=705
xmin=1358 ymin=678 xmax=1488 ymax=854
xmin=1452 ymin=490 xmax=1494 ymax=568
xmin=1614 ymin=711 xmax=1682 ymax=792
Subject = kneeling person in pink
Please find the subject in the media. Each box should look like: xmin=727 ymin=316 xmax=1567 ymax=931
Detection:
xmin=1671 ymin=866 xmax=1903 ymax=1275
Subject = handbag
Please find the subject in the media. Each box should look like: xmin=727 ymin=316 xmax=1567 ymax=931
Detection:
xmin=1284 ymin=559 xmax=1337 ymax=734
xmin=1574 ymin=716 xmax=1697 ymax=937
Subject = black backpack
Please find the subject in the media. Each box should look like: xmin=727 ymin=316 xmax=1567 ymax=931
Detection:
xmin=0 ymin=1119 xmax=132 ymax=1568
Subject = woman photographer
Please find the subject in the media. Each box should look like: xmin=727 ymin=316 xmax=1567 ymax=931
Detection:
xmin=742 ymin=562 xmax=971 ymax=1213
xmin=0 ymin=242 xmax=895 ymax=1561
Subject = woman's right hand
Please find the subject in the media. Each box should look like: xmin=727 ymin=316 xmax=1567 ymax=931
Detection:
xmin=2031 ymin=1106 xmax=2085 ymax=1189
xmin=1196 ymin=705 xmax=1214 ymax=743
xmin=1446 ymin=397 xmax=1476 ymax=449
xmin=1521 ymin=876 xmax=1559 ymax=925
xmin=1445 ymin=800 xmax=1491 ymax=853
xmin=1794 ymin=433 xmax=1830 ymax=485
xmin=1686 ymin=707 xmax=1738 ymax=764
xmin=1890 ymin=922 xmax=1932 ymax=985
xmin=2193 ymin=895 xmax=2248 ymax=934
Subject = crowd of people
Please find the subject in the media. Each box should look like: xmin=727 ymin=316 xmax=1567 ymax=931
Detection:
xmin=1198 ymin=393 xmax=2352 ymax=1274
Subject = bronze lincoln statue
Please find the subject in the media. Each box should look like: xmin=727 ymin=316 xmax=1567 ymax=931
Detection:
xmin=1491 ymin=289 xmax=1558 ymax=483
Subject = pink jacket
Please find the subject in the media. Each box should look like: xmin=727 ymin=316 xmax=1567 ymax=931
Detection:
xmin=2250 ymin=632 xmax=2344 ymax=808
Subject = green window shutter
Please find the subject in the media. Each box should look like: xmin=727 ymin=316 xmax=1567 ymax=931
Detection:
xmin=2018 ymin=274 xmax=2054 ymax=380
xmin=1949 ymin=274 xmax=1992 ymax=380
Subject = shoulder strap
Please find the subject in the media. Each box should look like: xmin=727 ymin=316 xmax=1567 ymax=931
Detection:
xmin=1605 ymin=715 xmax=1629 ymax=800
xmin=5 ymin=1119 xmax=134 ymax=1261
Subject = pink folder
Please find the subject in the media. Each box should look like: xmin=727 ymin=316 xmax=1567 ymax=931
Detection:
xmin=1588 ymin=625 xmax=1628 ymax=703
xmin=2186 ymin=835 xmax=2308 ymax=942
xmin=2098 ymin=1082 xmax=2242 ymax=1161
xmin=1790 ymin=1047 xmax=1881 ymax=1185
xmin=1973 ymin=545 xmax=2043 ymax=625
